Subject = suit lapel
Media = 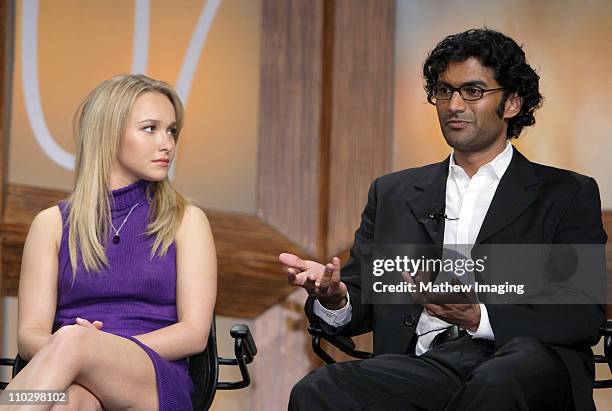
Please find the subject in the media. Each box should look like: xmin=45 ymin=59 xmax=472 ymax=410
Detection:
xmin=395 ymin=159 xmax=449 ymax=353
xmin=475 ymin=148 xmax=541 ymax=244
xmin=405 ymin=158 xmax=450 ymax=248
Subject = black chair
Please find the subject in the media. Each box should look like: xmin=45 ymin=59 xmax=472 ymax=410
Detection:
xmin=0 ymin=317 xmax=257 ymax=411
xmin=308 ymin=321 xmax=612 ymax=389
xmin=594 ymin=321 xmax=612 ymax=389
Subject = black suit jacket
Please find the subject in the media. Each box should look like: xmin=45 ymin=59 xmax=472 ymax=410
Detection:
xmin=306 ymin=147 xmax=607 ymax=411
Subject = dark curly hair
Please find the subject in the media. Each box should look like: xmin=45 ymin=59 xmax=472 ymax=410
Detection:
xmin=423 ymin=28 xmax=543 ymax=139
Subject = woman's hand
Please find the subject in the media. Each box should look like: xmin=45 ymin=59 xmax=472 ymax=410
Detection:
xmin=75 ymin=317 xmax=104 ymax=330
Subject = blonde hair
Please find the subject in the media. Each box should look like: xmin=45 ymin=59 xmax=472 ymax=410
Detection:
xmin=67 ymin=74 xmax=188 ymax=279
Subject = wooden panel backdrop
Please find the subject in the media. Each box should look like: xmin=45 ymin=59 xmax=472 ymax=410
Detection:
xmin=251 ymin=1 xmax=394 ymax=409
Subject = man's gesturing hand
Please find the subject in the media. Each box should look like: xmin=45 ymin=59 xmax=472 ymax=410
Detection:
xmin=279 ymin=253 xmax=348 ymax=310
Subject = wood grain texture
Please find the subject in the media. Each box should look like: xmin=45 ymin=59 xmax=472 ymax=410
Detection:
xmin=1 ymin=184 xmax=68 ymax=297
xmin=326 ymin=0 xmax=395 ymax=258
xmin=257 ymin=0 xmax=325 ymax=258
xmin=257 ymin=0 xmax=395 ymax=262
xmin=206 ymin=208 xmax=309 ymax=317
xmin=0 ymin=184 xmax=307 ymax=318
xmin=250 ymin=289 xmax=315 ymax=411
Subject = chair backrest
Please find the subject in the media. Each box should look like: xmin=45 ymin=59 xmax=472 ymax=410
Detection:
xmin=189 ymin=317 xmax=219 ymax=411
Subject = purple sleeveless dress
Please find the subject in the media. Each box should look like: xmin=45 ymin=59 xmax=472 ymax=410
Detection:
xmin=54 ymin=180 xmax=194 ymax=411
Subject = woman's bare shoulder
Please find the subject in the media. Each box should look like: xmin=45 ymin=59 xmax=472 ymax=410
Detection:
xmin=34 ymin=205 xmax=62 ymax=225
xmin=29 ymin=205 xmax=63 ymax=249
xmin=176 ymin=205 xmax=211 ymax=242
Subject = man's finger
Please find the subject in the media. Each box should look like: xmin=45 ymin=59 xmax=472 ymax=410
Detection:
xmin=317 ymin=262 xmax=334 ymax=291
xmin=414 ymin=270 xmax=432 ymax=283
xmin=303 ymin=274 xmax=317 ymax=294
xmin=329 ymin=257 xmax=341 ymax=289
xmin=424 ymin=304 xmax=442 ymax=317
xmin=279 ymin=253 xmax=309 ymax=271
xmin=403 ymin=271 xmax=425 ymax=304
xmin=287 ymin=267 xmax=300 ymax=285
xmin=288 ymin=268 xmax=314 ymax=287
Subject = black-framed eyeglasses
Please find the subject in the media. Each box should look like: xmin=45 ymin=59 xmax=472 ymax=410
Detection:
xmin=430 ymin=84 xmax=504 ymax=104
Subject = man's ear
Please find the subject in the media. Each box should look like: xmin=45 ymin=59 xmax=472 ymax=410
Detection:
xmin=503 ymin=93 xmax=522 ymax=119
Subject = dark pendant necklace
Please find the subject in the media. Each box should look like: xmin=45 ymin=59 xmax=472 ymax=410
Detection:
xmin=110 ymin=202 xmax=140 ymax=245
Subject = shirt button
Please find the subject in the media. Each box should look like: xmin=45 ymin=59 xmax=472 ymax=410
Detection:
xmin=403 ymin=315 xmax=415 ymax=327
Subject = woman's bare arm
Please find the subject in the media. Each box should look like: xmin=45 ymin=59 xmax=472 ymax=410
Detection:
xmin=17 ymin=206 xmax=62 ymax=361
xmin=133 ymin=205 xmax=217 ymax=361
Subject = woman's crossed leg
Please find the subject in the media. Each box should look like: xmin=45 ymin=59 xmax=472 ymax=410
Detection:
xmin=3 ymin=324 xmax=158 ymax=411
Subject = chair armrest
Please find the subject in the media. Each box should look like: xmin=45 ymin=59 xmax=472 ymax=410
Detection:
xmin=217 ymin=324 xmax=258 ymax=390
xmin=229 ymin=324 xmax=257 ymax=363
xmin=308 ymin=324 xmax=373 ymax=364
xmin=594 ymin=322 xmax=612 ymax=388
xmin=600 ymin=321 xmax=612 ymax=336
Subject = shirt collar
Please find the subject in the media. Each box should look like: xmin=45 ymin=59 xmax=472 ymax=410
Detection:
xmin=449 ymin=140 xmax=513 ymax=180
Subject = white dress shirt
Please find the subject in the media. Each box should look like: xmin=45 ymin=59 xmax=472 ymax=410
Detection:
xmin=314 ymin=142 xmax=514 ymax=355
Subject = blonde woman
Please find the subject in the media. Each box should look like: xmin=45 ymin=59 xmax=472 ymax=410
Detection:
xmin=1 ymin=74 xmax=217 ymax=410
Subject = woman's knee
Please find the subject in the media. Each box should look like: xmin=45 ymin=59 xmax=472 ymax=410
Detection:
xmin=44 ymin=325 xmax=93 ymax=369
